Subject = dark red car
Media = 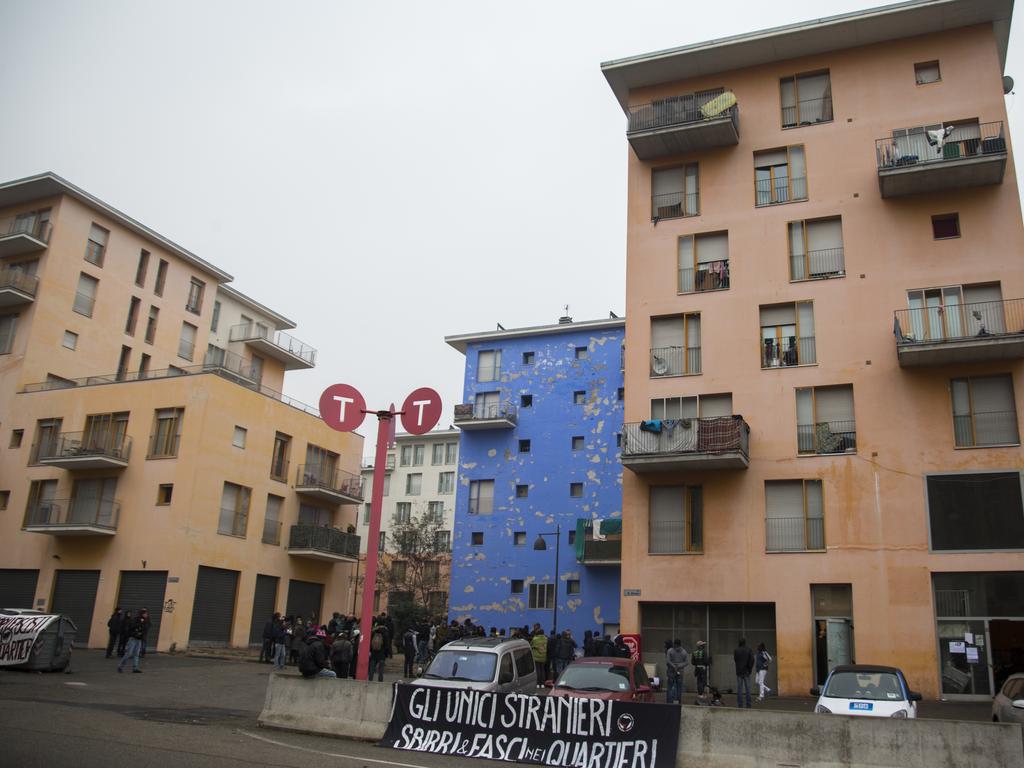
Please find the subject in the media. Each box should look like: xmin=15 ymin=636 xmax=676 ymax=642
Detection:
xmin=547 ymin=657 xmax=654 ymax=702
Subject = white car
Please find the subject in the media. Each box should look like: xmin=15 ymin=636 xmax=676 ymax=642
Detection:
xmin=992 ymin=673 xmax=1024 ymax=724
xmin=811 ymin=665 xmax=921 ymax=718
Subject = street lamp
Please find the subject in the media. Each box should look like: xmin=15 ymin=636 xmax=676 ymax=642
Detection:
xmin=532 ymin=524 xmax=561 ymax=636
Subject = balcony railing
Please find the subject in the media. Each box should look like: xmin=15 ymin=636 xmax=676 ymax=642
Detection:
xmin=23 ymin=498 xmax=120 ymax=533
xmin=762 ymin=336 xmax=816 ymax=368
xmin=627 ymin=89 xmax=740 ymax=161
xmin=651 ymin=191 xmax=699 ymax=221
xmin=295 ymin=464 xmax=364 ymax=501
xmin=765 ymin=516 xmax=825 ymax=552
xmin=621 ymin=416 xmax=750 ymax=471
xmin=0 ymin=217 xmax=52 ymax=257
xmin=755 ymin=176 xmax=807 ymax=207
xmin=262 ymin=519 xmax=283 ymax=545
xmin=781 ymin=96 xmax=833 ymax=129
xmin=581 ymin=538 xmax=622 ymax=564
xmin=229 ymin=322 xmax=317 ymax=367
xmin=876 ymin=121 xmax=1006 ymax=171
xmin=953 ymin=411 xmax=1020 ymax=448
xmin=629 ymin=89 xmax=735 ymax=132
xmin=895 ymin=299 xmax=1024 ymax=347
xmin=791 ymin=247 xmax=845 ymax=281
xmin=288 ymin=524 xmax=360 ymax=560
xmin=0 ymin=264 xmax=39 ymax=299
xmin=453 ymin=401 xmax=518 ymax=429
xmin=797 ymin=420 xmax=856 ymax=455
xmin=650 ymin=346 xmax=701 ymax=377
xmin=36 ymin=430 xmax=132 ymax=466
xmin=679 ymin=260 xmax=729 ymax=294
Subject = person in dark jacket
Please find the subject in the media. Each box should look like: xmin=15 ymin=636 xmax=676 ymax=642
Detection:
xmin=734 ymin=638 xmax=754 ymax=708
xmin=554 ymin=630 xmax=577 ymax=676
xmin=349 ymin=629 xmax=360 ymax=678
xmin=369 ymin=625 xmax=387 ymax=681
xmin=402 ymin=627 xmax=417 ymax=678
xmin=692 ymin=640 xmax=711 ymax=696
xmin=260 ymin=612 xmax=279 ymax=663
xmin=117 ymin=611 xmax=148 ymax=673
xmin=331 ymin=632 xmax=354 ymax=677
xmin=137 ymin=608 xmax=151 ymax=657
xmin=613 ymin=635 xmax=631 ymax=658
xmin=272 ymin=617 xmax=288 ymax=670
xmin=299 ymin=629 xmax=336 ymax=678
xmin=106 ymin=609 xmax=124 ymax=659
xmin=118 ymin=610 xmax=133 ymax=657
xmin=582 ymin=630 xmax=594 ymax=658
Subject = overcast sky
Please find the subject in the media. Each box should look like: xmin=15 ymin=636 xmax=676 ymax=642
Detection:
xmin=1 ymin=1 xmax=1020 ymax=447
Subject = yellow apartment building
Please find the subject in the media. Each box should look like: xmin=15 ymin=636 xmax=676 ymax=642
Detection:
xmin=0 ymin=172 xmax=363 ymax=651
xmin=603 ymin=0 xmax=1023 ymax=699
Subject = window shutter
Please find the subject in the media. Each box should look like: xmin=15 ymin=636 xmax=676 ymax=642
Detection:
xmin=806 ymin=218 xmax=843 ymax=251
xmin=699 ymin=394 xmax=732 ymax=417
xmin=651 ymin=317 xmax=684 ymax=348
xmin=649 ymin=486 xmax=685 ymax=554
xmin=765 ymin=481 xmax=803 ymax=518
xmin=696 ymin=233 xmax=728 ymax=264
xmin=815 ymin=386 xmax=854 ymax=424
xmin=760 ymin=304 xmax=796 ymax=326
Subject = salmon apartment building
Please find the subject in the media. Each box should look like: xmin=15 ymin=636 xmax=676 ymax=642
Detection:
xmin=0 ymin=173 xmax=364 ymax=652
xmin=603 ymin=0 xmax=1024 ymax=698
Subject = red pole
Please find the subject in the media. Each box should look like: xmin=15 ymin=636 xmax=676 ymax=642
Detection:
xmin=355 ymin=409 xmax=392 ymax=680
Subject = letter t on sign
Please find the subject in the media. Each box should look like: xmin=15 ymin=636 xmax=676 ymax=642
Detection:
xmin=400 ymin=387 xmax=442 ymax=435
xmin=318 ymin=384 xmax=367 ymax=433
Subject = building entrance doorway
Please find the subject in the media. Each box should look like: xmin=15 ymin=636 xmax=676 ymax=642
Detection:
xmin=812 ymin=584 xmax=854 ymax=685
xmin=990 ymin=620 xmax=1024 ymax=694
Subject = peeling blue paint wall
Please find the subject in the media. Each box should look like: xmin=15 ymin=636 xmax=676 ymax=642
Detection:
xmin=449 ymin=322 xmax=624 ymax=640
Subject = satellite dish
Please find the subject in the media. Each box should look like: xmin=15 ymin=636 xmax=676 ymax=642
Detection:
xmin=1004 ymin=75 xmax=1015 ymax=94
xmin=651 ymin=356 xmax=669 ymax=376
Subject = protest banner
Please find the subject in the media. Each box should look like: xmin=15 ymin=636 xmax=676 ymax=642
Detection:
xmin=0 ymin=614 xmax=57 ymax=666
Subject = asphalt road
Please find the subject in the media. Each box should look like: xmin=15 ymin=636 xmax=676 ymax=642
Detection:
xmin=0 ymin=649 xmax=993 ymax=767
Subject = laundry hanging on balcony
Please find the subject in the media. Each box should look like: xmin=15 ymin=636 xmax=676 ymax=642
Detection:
xmin=575 ymin=518 xmax=624 ymax=561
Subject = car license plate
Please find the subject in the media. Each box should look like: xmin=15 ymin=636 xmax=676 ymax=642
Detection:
xmin=850 ymin=702 xmax=873 ymax=711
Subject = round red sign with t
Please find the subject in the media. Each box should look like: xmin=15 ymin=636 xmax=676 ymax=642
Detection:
xmin=319 ymin=384 xmax=367 ymax=432
xmin=400 ymin=387 xmax=442 ymax=435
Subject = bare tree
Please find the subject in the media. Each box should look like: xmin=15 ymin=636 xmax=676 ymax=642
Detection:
xmin=377 ymin=509 xmax=450 ymax=617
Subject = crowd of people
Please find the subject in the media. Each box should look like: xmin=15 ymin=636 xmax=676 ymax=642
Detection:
xmin=105 ymin=607 xmax=152 ymax=673
xmin=665 ymin=636 xmax=774 ymax=707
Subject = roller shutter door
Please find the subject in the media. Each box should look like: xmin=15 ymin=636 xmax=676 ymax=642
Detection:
xmin=116 ymin=571 xmax=167 ymax=651
xmin=189 ymin=566 xmax=239 ymax=646
xmin=248 ymin=574 xmax=279 ymax=646
xmin=285 ymin=579 xmax=323 ymax=623
xmin=51 ymin=570 xmax=100 ymax=646
xmin=0 ymin=569 xmax=39 ymax=608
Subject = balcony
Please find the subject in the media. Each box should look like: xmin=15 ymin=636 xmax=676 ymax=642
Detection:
xmin=228 ymin=322 xmax=316 ymax=370
xmin=575 ymin=520 xmax=622 ymax=565
xmin=295 ymin=464 xmax=364 ymax=504
xmin=621 ymin=416 xmax=750 ymax=473
xmin=894 ymin=299 xmax=1024 ymax=367
xmin=627 ymin=89 xmax=739 ymax=160
xmin=453 ymin=402 xmax=518 ymax=430
xmin=761 ymin=336 xmax=816 ymax=369
xmin=797 ymin=420 xmax=856 ymax=455
xmin=679 ymin=260 xmax=729 ymax=294
xmin=23 ymin=498 xmax=120 ymax=536
xmin=0 ymin=264 xmax=39 ymax=308
xmin=875 ymin=121 xmax=1007 ymax=199
xmin=35 ymin=431 xmax=132 ymax=470
xmin=287 ymin=524 xmax=360 ymax=563
xmin=0 ymin=217 xmax=51 ymax=258
xmin=650 ymin=346 xmax=701 ymax=377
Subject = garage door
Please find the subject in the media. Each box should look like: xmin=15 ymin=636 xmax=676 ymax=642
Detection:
xmin=116 ymin=571 xmax=168 ymax=651
xmin=0 ymin=569 xmax=39 ymax=609
xmin=51 ymin=570 xmax=101 ymax=646
xmin=285 ymin=579 xmax=323 ymax=624
xmin=188 ymin=566 xmax=239 ymax=646
xmin=248 ymin=574 xmax=279 ymax=646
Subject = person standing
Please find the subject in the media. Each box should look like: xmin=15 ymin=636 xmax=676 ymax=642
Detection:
xmin=530 ymin=627 xmax=548 ymax=687
xmin=260 ymin=612 xmax=279 ymax=664
xmin=733 ymin=637 xmax=754 ymax=708
xmin=272 ymin=617 xmax=289 ymax=670
xmin=755 ymin=642 xmax=773 ymax=702
xmin=369 ymin=624 xmax=387 ymax=682
xmin=137 ymin=608 xmax=151 ymax=658
xmin=554 ymin=630 xmax=577 ymax=677
xmin=692 ymin=640 xmax=711 ymax=696
xmin=402 ymin=626 xmax=417 ymax=678
xmin=331 ymin=631 xmax=353 ymax=678
xmin=105 ymin=608 xmax=124 ymax=659
xmin=118 ymin=610 xmax=133 ymax=657
xmin=666 ymin=639 xmax=689 ymax=704
xmin=117 ymin=610 xmax=147 ymax=673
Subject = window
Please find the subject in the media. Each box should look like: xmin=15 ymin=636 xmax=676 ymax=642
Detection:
xmin=232 ymin=426 xmax=247 ymax=448
xmin=572 ymin=436 xmax=584 ymax=450
xmin=405 ymin=473 xmax=422 ymax=496
xmin=0 ymin=491 xmax=8 ymax=510
xmin=270 ymin=432 xmax=290 ymax=481
xmin=261 ymin=495 xmax=283 ymax=545
xmin=469 ymin=480 xmax=494 ymax=514
xmin=154 ymin=259 xmax=168 ymax=296
xmin=362 ymin=504 xmax=371 ymax=525
xmin=437 ymin=471 xmax=455 ymax=494
xmin=780 ymin=71 xmax=833 ymax=128
xmin=573 ymin=390 xmax=586 ymax=404
xmin=932 ymin=213 xmax=960 ymax=239
xmin=399 ymin=445 xmax=412 ymax=466
xmin=157 ymin=484 xmax=173 ymax=505
xmin=765 ymin=479 xmax=824 ymax=551
xmin=507 ymin=531 xmax=524 ymax=546
xmin=435 ymin=530 xmax=451 ymax=552
xmin=10 ymin=429 xmax=23 ymax=448
xmin=304 ymin=444 xmax=338 ymax=484
xmin=121 ymin=297 xmax=140 ymax=337
xmin=478 ymin=349 xmax=501 ymax=382
xmin=186 ymin=278 xmax=205 ymax=314
xmin=0 ymin=315 xmax=17 ymax=354
xmin=391 ymin=561 xmax=408 ymax=582
xmin=138 ymin=353 xmax=150 ymax=378
xmin=789 ymin=217 xmax=844 ymax=280
xmin=761 ymin=302 xmax=815 ymax=367
xmin=566 ymin=580 xmax=581 ymax=595
xmin=395 ymin=502 xmax=412 ymax=523
xmin=431 ymin=443 xmax=444 ymax=465
xmin=145 ymin=306 xmax=158 ymax=344
xmin=903 ymin=283 xmax=1005 ymax=342
xmin=423 ymin=561 xmax=440 ymax=583
xmin=516 ymin=484 xmax=529 ymax=498
xmin=73 ymin=273 xmax=99 ymax=317
xmin=412 ymin=445 xmax=424 ymax=465
xmin=529 ymin=583 xmax=554 ymax=610
xmin=378 ymin=531 xmax=387 ymax=552
xmin=568 ymin=530 xmax=576 ymax=545
xmin=651 ymin=163 xmax=699 ymax=220
xmin=511 ymin=579 xmax=525 ymax=594
xmin=928 ymin=472 xmax=1024 ymax=550
xmin=61 ymin=330 xmax=77 ymax=351
xmin=135 ymin=250 xmax=149 ymax=287
xmin=445 ymin=442 xmax=458 ymax=464
xmin=575 ymin=346 xmax=588 ymax=360
xmin=427 ymin=501 xmax=444 ymax=522
xmin=428 ymin=591 xmax=447 ymax=613
xmin=471 ymin=531 xmax=484 ymax=546
xmin=84 ymin=223 xmax=109 ymax=266
xmin=678 ymin=232 xmax=729 ymax=293
xmin=522 ymin=352 xmax=535 ymax=365
xmin=915 ymin=60 xmax=941 ymax=85
xmin=651 ymin=394 xmax=732 ymax=419
xmin=796 ymin=385 xmax=856 ymax=454
xmin=218 ymin=482 xmax=251 ymax=538
xmin=116 ymin=345 xmax=131 ymax=381
xmin=951 ymin=375 xmax=1019 ymax=447
xmin=383 ymin=474 xmax=390 ymax=496
xmin=474 ymin=391 xmax=502 ymax=419
xmin=617 ymin=387 xmax=625 ymax=401
xmin=650 ymin=313 xmax=701 ymax=376
xmin=24 ymin=479 xmax=58 ymax=524
xmin=150 ymin=407 xmax=184 ymax=457
xmin=299 ymin=503 xmax=331 ymax=527
xmin=518 ymin=439 xmax=531 ymax=453
xmin=178 ymin=322 xmax=197 ymax=361
xmin=570 ymin=482 xmax=583 ymax=498
xmin=755 ymin=146 xmax=807 ymax=206
xmin=649 ymin=485 xmax=703 ymax=553
xmin=521 ymin=394 xmax=533 ymax=408
xmin=211 ymin=300 xmax=221 ymax=332
xmin=30 ymin=418 xmax=62 ymax=464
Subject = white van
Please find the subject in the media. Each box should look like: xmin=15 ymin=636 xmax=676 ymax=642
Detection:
xmin=416 ymin=637 xmax=537 ymax=693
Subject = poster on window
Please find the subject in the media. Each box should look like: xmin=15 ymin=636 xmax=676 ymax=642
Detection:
xmin=381 ymin=684 xmax=679 ymax=768
xmin=0 ymin=614 xmax=57 ymax=666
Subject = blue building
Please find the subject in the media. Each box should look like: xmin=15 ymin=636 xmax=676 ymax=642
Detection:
xmin=445 ymin=316 xmax=624 ymax=641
